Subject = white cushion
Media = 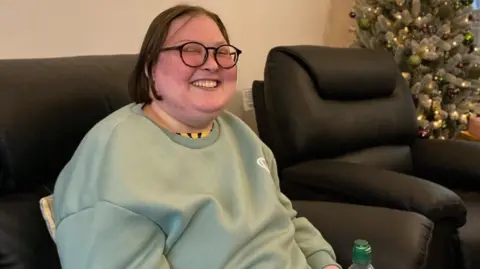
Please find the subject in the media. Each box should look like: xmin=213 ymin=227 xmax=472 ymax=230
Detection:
xmin=39 ymin=195 xmax=56 ymax=242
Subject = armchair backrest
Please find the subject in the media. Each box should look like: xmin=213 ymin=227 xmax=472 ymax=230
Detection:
xmin=0 ymin=55 xmax=136 ymax=195
xmin=254 ymin=46 xmax=418 ymax=171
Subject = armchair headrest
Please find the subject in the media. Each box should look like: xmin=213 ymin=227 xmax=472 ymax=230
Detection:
xmin=261 ymin=45 xmax=417 ymax=166
xmin=265 ymin=46 xmax=397 ymax=100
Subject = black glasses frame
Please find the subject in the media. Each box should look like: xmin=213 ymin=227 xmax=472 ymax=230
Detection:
xmin=160 ymin=41 xmax=242 ymax=69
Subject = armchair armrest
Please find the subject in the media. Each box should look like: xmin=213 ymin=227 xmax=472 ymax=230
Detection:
xmin=411 ymin=138 xmax=480 ymax=190
xmin=292 ymin=201 xmax=433 ymax=269
xmin=282 ymin=160 xmax=466 ymax=226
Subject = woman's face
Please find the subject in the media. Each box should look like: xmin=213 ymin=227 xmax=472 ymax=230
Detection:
xmin=151 ymin=14 xmax=238 ymax=128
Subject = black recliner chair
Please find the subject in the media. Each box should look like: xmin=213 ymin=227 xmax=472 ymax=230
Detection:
xmin=0 ymin=54 xmax=444 ymax=269
xmin=252 ymin=45 xmax=480 ymax=269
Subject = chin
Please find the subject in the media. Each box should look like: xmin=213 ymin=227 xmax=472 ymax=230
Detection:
xmin=196 ymin=104 xmax=225 ymax=115
xmin=193 ymin=97 xmax=229 ymax=113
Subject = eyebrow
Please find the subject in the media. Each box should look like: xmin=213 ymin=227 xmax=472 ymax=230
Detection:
xmin=173 ymin=39 xmax=228 ymax=46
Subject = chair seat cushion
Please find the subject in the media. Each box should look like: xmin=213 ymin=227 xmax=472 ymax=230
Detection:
xmin=0 ymin=190 xmax=60 ymax=269
xmin=292 ymin=201 xmax=432 ymax=269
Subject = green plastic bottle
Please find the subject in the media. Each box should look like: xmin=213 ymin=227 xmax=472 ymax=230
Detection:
xmin=348 ymin=239 xmax=374 ymax=269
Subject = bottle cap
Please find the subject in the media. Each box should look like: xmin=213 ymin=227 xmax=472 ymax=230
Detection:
xmin=352 ymin=239 xmax=372 ymax=265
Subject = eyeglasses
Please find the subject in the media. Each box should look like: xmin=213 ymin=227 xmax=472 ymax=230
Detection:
xmin=160 ymin=42 xmax=242 ymax=69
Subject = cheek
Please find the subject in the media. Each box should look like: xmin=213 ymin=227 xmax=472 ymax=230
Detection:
xmin=223 ymin=67 xmax=237 ymax=83
xmin=153 ymin=55 xmax=195 ymax=84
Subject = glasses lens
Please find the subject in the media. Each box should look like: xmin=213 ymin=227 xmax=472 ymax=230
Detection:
xmin=181 ymin=43 xmax=206 ymax=67
xmin=215 ymin=45 xmax=238 ymax=68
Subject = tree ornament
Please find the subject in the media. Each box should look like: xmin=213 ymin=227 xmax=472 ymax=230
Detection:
xmin=434 ymin=75 xmax=446 ymax=86
xmin=433 ymin=119 xmax=444 ymax=129
xmin=463 ymin=32 xmax=474 ymax=45
xmin=450 ymin=111 xmax=460 ymax=120
xmin=418 ymin=129 xmax=429 ymax=138
xmin=358 ymin=17 xmax=371 ymax=30
xmin=408 ymin=54 xmax=422 ymax=66
xmin=445 ymin=85 xmax=460 ymax=101
xmin=349 ymin=11 xmax=356 ymax=18
xmin=460 ymin=113 xmax=469 ymax=125
xmin=432 ymin=100 xmax=442 ymax=111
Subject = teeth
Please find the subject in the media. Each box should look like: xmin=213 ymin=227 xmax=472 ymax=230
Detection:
xmin=191 ymin=80 xmax=218 ymax=88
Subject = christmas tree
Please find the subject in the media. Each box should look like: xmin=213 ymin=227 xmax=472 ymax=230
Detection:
xmin=350 ymin=0 xmax=480 ymax=139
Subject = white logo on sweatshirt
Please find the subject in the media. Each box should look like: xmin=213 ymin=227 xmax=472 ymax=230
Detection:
xmin=257 ymin=157 xmax=270 ymax=174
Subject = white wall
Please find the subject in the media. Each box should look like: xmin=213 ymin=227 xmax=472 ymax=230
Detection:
xmin=0 ymin=0 xmax=338 ymax=131
xmin=0 ymin=0 xmax=332 ymax=90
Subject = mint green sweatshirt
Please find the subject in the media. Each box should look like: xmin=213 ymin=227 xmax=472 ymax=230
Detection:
xmin=53 ymin=103 xmax=340 ymax=269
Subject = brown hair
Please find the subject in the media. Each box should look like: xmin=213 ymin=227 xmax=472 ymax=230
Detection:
xmin=128 ymin=4 xmax=230 ymax=103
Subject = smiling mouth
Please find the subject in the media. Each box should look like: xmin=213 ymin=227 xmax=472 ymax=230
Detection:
xmin=190 ymin=79 xmax=221 ymax=89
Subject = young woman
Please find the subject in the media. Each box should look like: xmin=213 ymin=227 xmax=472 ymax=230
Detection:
xmin=53 ymin=4 xmax=341 ymax=269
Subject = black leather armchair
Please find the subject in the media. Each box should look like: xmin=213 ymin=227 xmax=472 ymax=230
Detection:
xmin=0 ymin=55 xmax=135 ymax=269
xmin=0 ymin=55 xmax=439 ymax=269
xmin=252 ymin=45 xmax=480 ymax=269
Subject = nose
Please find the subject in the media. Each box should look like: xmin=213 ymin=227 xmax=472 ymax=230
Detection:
xmin=201 ymin=50 xmax=219 ymax=72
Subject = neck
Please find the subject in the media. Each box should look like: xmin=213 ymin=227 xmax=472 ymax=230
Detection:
xmin=143 ymin=103 xmax=214 ymax=133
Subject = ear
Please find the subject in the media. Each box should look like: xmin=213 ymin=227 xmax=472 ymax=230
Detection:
xmin=144 ymin=65 xmax=150 ymax=78
xmin=144 ymin=61 xmax=157 ymax=80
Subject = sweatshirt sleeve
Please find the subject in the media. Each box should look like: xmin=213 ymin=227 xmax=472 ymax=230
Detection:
xmin=55 ymin=200 xmax=171 ymax=269
xmin=265 ymin=148 xmax=342 ymax=269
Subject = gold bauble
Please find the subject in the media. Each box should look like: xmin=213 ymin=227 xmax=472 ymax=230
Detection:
xmin=432 ymin=101 xmax=442 ymax=111
xmin=408 ymin=55 xmax=422 ymax=66
xmin=433 ymin=120 xmax=443 ymax=129
xmin=358 ymin=18 xmax=371 ymax=29
xmin=450 ymin=111 xmax=460 ymax=120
